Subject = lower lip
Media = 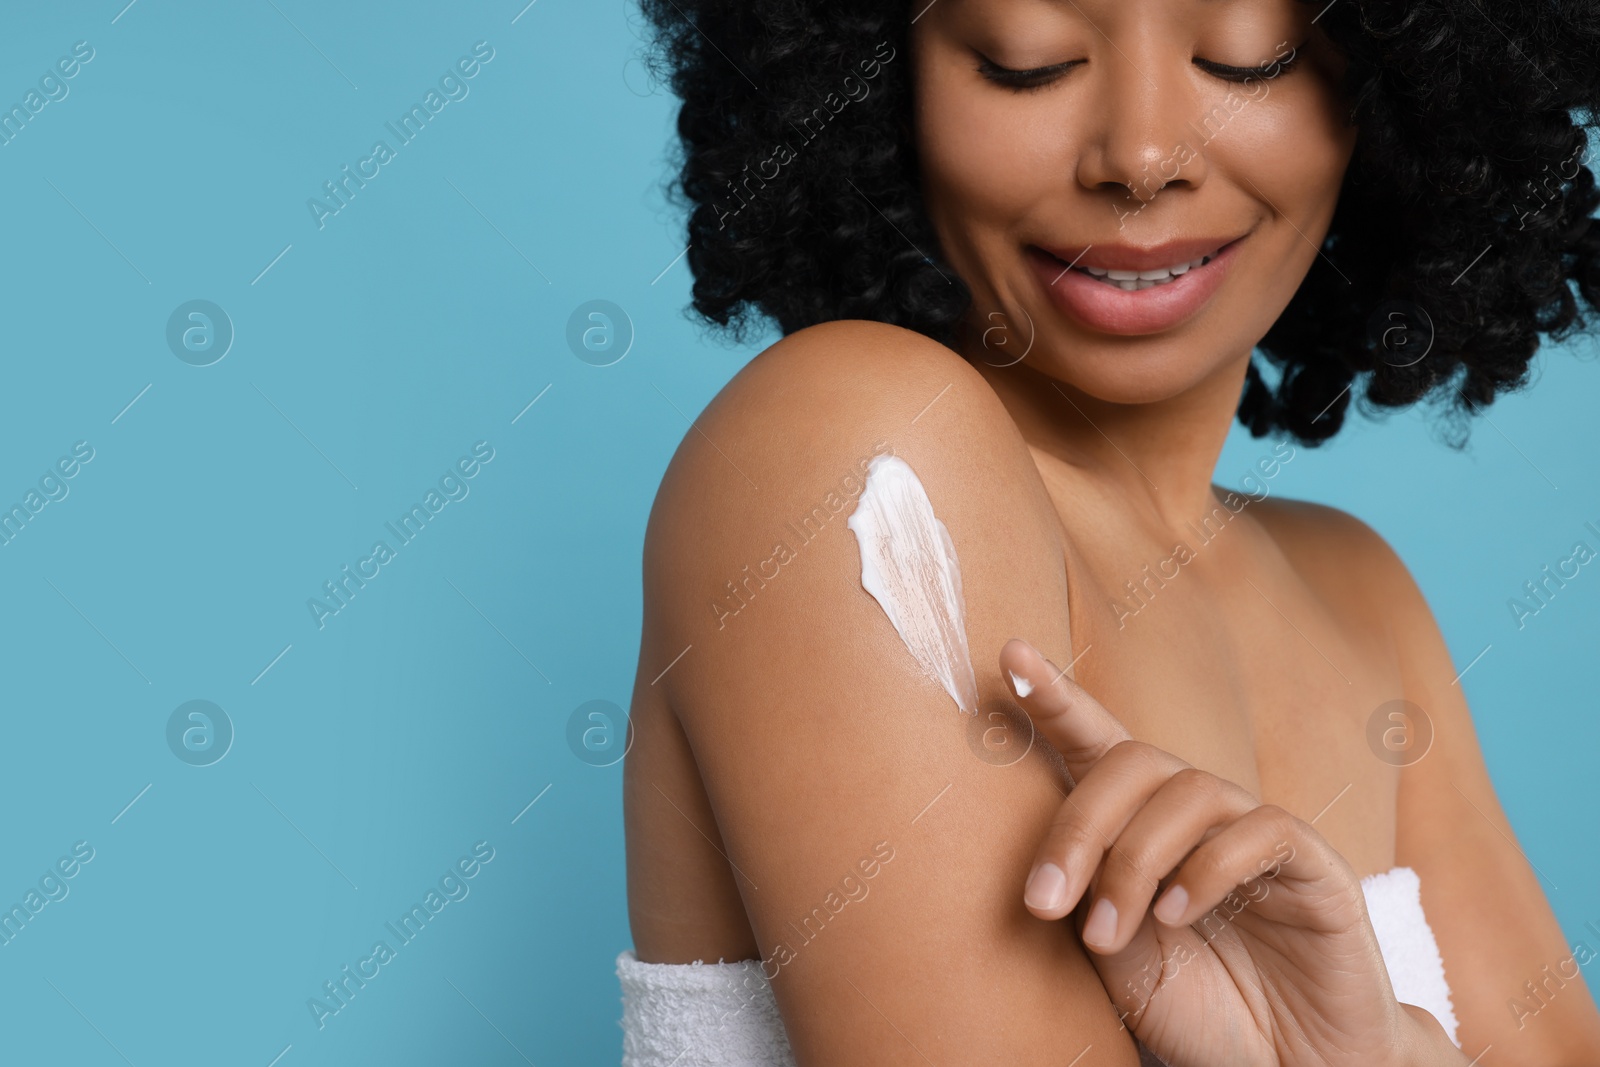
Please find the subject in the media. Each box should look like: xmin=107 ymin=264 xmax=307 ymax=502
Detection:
xmin=1027 ymin=238 xmax=1243 ymax=336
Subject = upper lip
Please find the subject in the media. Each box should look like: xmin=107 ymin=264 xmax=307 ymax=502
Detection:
xmin=1035 ymin=235 xmax=1245 ymax=273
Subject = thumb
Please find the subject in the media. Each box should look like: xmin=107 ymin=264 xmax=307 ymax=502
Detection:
xmin=999 ymin=637 xmax=1132 ymax=785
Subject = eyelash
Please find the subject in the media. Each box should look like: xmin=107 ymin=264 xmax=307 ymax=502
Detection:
xmin=977 ymin=57 xmax=1084 ymax=91
xmin=1195 ymin=46 xmax=1306 ymax=83
xmin=977 ymin=42 xmax=1306 ymax=92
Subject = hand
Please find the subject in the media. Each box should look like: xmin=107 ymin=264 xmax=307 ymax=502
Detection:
xmin=999 ymin=637 xmax=1436 ymax=1067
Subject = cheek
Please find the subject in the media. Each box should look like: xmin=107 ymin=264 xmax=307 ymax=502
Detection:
xmin=1225 ymin=84 xmax=1354 ymax=220
xmin=915 ymin=93 xmax=1106 ymax=317
xmin=1211 ymin=87 xmax=1355 ymax=296
xmin=914 ymin=61 xmax=1070 ymax=235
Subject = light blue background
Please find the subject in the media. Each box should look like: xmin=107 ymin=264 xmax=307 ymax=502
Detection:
xmin=0 ymin=2 xmax=1593 ymax=1064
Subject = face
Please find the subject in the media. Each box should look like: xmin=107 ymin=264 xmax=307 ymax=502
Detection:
xmin=911 ymin=0 xmax=1358 ymax=404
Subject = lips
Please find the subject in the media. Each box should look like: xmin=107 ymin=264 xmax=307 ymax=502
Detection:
xmin=1026 ymin=235 xmax=1247 ymax=336
xmin=1037 ymin=236 xmax=1242 ymax=273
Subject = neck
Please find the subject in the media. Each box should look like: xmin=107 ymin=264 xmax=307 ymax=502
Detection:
xmin=961 ymin=336 xmax=1253 ymax=532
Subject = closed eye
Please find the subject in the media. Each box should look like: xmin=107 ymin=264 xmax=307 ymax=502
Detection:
xmin=975 ymin=55 xmax=1085 ymax=92
xmin=978 ymin=40 xmax=1308 ymax=92
xmin=1192 ymin=42 xmax=1306 ymax=83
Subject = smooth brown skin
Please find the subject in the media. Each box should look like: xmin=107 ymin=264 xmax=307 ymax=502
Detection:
xmin=1000 ymin=636 xmax=1450 ymax=1066
xmin=625 ymin=0 xmax=1600 ymax=1063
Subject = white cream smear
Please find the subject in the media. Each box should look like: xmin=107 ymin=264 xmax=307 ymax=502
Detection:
xmin=846 ymin=454 xmax=980 ymax=715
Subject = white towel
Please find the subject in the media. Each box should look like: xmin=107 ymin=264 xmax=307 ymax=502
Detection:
xmin=1361 ymin=865 xmax=1460 ymax=1047
xmin=617 ymin=952 xmax=797 ymax=1067
xmin=617 ymin=865 xmax=1458 ymax=1065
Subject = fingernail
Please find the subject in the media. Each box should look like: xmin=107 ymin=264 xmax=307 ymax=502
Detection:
xmin=1083 ymin=896 xmax=1118 ymax=948
xmin=1024 ymin=863 xmax=1066 ymax=911
xmin=1007 ymin=669 xmax=1034 ymax=698
xmin=1154 ymin=884 xmax=1188 ymax=925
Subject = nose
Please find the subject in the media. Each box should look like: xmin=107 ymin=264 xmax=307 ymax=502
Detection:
xmin=1074 ymin=53 xmax=1208 ymax=207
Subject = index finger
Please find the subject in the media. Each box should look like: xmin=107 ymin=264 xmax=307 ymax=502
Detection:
xmin=999 ymin=637 xmax=1132 ymax=784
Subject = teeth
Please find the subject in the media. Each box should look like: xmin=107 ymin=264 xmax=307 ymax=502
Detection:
xmin=1076 ymin=251 xmax=1218 ymax=291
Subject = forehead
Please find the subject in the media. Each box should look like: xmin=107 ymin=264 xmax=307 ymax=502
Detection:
xmin=937 ymin=0 xmax=1312 ymax=28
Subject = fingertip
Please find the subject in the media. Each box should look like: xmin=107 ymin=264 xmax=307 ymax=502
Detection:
xmin=1000 ymin=637 xmax=1039 ymax=666
xmin=1023 ymin=861 xmax=1067 ymax=914
xmin=1153 ymin=883 xmax=1188 ymax=926
xmin=1080 ymin=896 xmax=1118 ymax=951
xmin=1000 ymin=639 xmax=1044 ymax=697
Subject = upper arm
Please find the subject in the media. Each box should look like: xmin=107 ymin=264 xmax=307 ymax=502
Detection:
xmin=1346 ymin=516 xmax=1600 ymax=1059
xmin=642 ymin=320 xmax=1141 ymax=1064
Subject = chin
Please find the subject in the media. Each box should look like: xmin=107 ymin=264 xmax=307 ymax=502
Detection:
xmin=1029 ymin=339 xmax=1240 ymax=407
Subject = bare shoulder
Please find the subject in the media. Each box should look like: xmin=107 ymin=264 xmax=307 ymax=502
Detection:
xmin=1237 ymin=490 xmax=1600 ymax=1054
xmin=643 ymin=319 xmax=1068 ymax=655
xmin=648 ymin=319 xmax=1047 ymax=524
xmin=1248 ymin=493 xmax=1406 ymax=576
xmin=1247 ymin=492 xmax=1426 ymax=631
xmin=634 ymin=320 xmax=1137 ymax=1064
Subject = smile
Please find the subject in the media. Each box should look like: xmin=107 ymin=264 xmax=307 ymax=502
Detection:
xmin=1025 ymin=235 xmax=1248 ymax=336
xmin=1076 ymin=249 xmax=1223 ymax=291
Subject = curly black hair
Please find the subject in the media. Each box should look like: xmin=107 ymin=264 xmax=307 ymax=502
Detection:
xmin=637 ymin=0 xmax=1600 ymax=445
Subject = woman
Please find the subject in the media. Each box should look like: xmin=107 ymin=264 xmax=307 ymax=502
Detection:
xmin=620 ymin=0 xmax=1600 ymax=1063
